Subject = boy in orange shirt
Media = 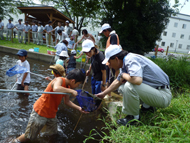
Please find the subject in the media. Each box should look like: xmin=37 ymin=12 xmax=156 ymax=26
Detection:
xmin=14 ymin=69 xmax=88 ymax=142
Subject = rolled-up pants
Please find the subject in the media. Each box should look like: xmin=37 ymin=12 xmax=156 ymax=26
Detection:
xmin=17 ymin=30 xmax=23 ymax=43
xmin=118 ymin=82 xmax=172 ymax=116
xmin=6 ymin=29 xmax=12 ymax=40
xmin=46 ymin=33 xmax=53 ymax=47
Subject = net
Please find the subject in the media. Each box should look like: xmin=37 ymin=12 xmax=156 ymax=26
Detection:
xmin=6 ymin=65 xmax=28 ymax=77
xmin=76 ymin=90 xmax=102 ymax=112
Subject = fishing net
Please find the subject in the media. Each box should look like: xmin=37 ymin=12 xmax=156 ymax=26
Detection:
xmin=6 ymin=65 xmax=28 ymax=77
xmin=76 ymin=89 xmax=102 ymax=112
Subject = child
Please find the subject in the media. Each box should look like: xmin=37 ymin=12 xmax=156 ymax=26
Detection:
xmin=66 ymin=50 xmax=80 ymax=74
xmin=45 ymin=64 xmax=66 ymax=81
xmin=14 ymin=69 xmax=88 ymax=142
xmin=56 ymin=51 xmax=69 ymax=68
xmin=54 ymin=39 xmax=68 ymax=62
xmin=68 ymin=36 xmax=75 ymax=50
xmin=82 ymin=39 xmax=107 ymax=94
xmin=16 ymin=49 xmax=30 ymax=95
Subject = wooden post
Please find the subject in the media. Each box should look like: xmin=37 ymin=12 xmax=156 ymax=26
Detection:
xmin=28 ymin=30 xmax=30 ymax=44
xmin=48 ymin=33 xmax=51 ymax=46
xmin=166 ymin=46 xmax=169 ymax=55
xmin=11 ymin=29 xmax=13 ymax=43
xmin=155 ymin=45 xmax=158 ymax=56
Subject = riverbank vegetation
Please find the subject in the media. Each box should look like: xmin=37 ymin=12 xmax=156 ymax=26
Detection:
xmin=84 ymin=57 xmax=190 ymax=142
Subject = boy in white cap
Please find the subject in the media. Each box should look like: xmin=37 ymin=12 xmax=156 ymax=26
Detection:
xmin=6 ymin=19 xmax=14 ymax=41
xmin=96 ymin=45 xmax=172 ymax=126
xmin=56 ymin=50 xmax=69 ymax=69
xmin=64 ymin=20 xmax=72 ymax=37
xmin=66 ymin=50 xmax=80 ymax=74
xmin=82 ymin=39 xmax=107 ymax=94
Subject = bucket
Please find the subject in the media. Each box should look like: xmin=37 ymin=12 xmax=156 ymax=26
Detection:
xmin=51 ymin=50 xmax=56 ymax=55
xmin=34 ymin=47 xmax=39 ymax=52
xmin=47 ymin=49 xmax=52 ymax=55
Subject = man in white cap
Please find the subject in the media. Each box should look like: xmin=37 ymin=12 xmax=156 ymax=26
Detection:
xmin=14 ymin=19 xmax=24 ymax=43
xmin=99 ymin=23 xmax=120 ymax=92
xmin=96 ymin=45 xmax=172 ymax=126
xmin=6 ymin=19 xmax=14 ymax=41
xmin=64 ymin=20 xmax=72 ymax=37
xmin=0 ymin=18 xmax=4 ymax=40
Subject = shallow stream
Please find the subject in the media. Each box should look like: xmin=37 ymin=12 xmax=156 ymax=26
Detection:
xmin=0 ymin=52 xmax=106 ymax=143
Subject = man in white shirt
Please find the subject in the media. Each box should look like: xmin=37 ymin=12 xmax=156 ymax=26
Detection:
xmin=72 ymin=27 xmax=79 ymax=43
xmin=50 ymin=21 xmax=64 ymax=38
xmin=37 ymin=22 xmax=44 ymax=45
xmin=64 ymin=20 xmax=72 ymax=37
xmin=14 ymin=19 xmax=24 ymax=43
xmin=6 ymin=19 xmax=14 ymax=41
xmin=31 ymin=22 xmax=38 ymax=44
xmin=44 ymin=21 xmax=53 ymax=47
xmin=0 ymin=18 xmax=4 ymax=40
xmin=56 ymin=30 xmax=68 ymax=44
xmin=23 ymin=21 xmax=31 ymax=44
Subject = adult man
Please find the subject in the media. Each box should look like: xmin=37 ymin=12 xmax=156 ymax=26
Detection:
xmin=31 ymin=22 xmax=38 ymax=44
xmin=50 ymin=21 xmax=64 ymax=38
xmin=6 ymin=19 xmax=14 ymax=41
xmin=37 ymin=22 xmax=44 ymax=45
xmin=97 ymin=45 xmax=172 ymax=126
xmin=0 ymin=18 xmax=4 ymax=40
xmin=14 ymin=19 xmax=24 ymax=43
xmin=44 ymin=21 xmax=53 ymax=47
xmin=72 ymin=27 xmax=79 ymax=43
xmin=64 ymin=20 xmax=72 ymax=37
xmin=23 ymin=21 xmax=31 ymax=44
xmin=56 ymin=30 xmax=68 ymax=44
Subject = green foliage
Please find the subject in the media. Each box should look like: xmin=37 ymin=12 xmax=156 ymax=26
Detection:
xmin=84 ymin=93 xmax=190 ymax=142
xmin=100 ymin=0 xmax=174 ymax=55
xmin=0 ymin=0 xmax=33 ymax=19
xmin=151 ymin=56 xmax=190 ymax=93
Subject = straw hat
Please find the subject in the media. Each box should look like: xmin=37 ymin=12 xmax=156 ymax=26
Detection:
xmin=49 ymin=64 xmax=66 ymax=77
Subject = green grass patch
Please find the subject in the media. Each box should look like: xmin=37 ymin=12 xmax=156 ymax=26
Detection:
xmin=84 ymin=92 xmax=190 ymax=142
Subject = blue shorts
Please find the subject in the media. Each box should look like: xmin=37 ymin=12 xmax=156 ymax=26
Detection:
xmin=91 ymin=76 xmax=101 ymax=94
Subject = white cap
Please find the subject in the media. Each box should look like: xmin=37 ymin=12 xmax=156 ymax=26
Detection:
xmin=71 ymin=50 xmax=76 ymax=54
xmin=65 ymin=38 xmax=70 ymax=42
xmin=66 ymin=20 xmax=69 ymax=23
xmin=59 ymin=51 xmax=69 ymax=58
xmin=102 ymin=45 xmax=122 ymax=64
xmin=99 ymin=23 xmax=111 ymax=33
xmin=82 ymin=39 xmax=95 ymax=52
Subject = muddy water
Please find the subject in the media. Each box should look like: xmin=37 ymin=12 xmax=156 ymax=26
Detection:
xmin=0 ymin=52 xmax=106 ymax=143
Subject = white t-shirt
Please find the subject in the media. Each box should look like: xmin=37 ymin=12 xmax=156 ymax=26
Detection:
xmin=16 ymin=60 xmax=30 ymax=84
xmin=56 ymin=31 xmax=68 ymax=42
xmin=72 ymin=29 xmax=79 ymax=36
xmin=64 ymin=26 xmax=72 ymax=36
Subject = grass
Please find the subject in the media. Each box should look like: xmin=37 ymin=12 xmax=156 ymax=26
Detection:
xmin=84 ymin=92 xmax=190 ymax=142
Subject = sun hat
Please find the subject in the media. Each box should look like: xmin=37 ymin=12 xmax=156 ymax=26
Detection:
xmin=102 ymin=45 xmax=122 ymax=64
xmin=99 ymin=23 xmax=111 ymax=33
xmin=66 ymin=20 xmax=69 ymax=23
xmin=65 ymin=38 xmax=70 ymax=43
xmin=82 ymin=39 xmax=95 ymax=52
xmin=16 ymin=49 xmax=27 ymax=56
xmin=49 ymin=64 xmax=66 ymax=76
xmin=59 ymin=51 xmax=69 ymax=58
xmin=71 ymin=50 xmax=76 ymax=54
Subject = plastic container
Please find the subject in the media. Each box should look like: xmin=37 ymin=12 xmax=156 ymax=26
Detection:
xmin=82 ymin=57 xmax=86 ymax=62
xmin=34 ymin=47 xmax=39 ymax=52
xmin=51 ymin=50 xmax=56 ymax=55
xmin=47 ymin=49 xmax=52 ymax=55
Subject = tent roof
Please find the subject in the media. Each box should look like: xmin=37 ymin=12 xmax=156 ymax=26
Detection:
xmin=17 ymin=6 xmax=74 ymax=24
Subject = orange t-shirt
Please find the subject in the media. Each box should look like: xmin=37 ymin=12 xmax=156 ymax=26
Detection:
xmin=33 ymin=77 xmax=68 ymax=118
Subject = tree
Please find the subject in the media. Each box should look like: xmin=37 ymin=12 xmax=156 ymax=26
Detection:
xmin=100 ymin=0 xmax=175 ymax=55
xmin=0 ymin=0 xmax=33 ymax=20
xmin=40 ymin=0 xmax=101 ymax=35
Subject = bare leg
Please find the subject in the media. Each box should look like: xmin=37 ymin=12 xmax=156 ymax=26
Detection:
xmin=24 ymin=85 xmax=29 ymax=96
xmin=16 ymin=134 xmax=29 ymax=142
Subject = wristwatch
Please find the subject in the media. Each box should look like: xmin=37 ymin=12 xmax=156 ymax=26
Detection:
xmin=101 ymin=84 xmax=106 ymax=87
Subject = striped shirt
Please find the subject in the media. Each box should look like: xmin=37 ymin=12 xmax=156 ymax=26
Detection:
xmin=23 ymin=25 xmax=31 ymax=32
xmin=32 ymin=25 xmax=38 ymax=32
xmin=6 ymin=23 xmax=14 ymax=29
xmin=44 ymin=24 xmax=53 ymax=32
xmin=15 ymin=23 xmax=24 ymax=30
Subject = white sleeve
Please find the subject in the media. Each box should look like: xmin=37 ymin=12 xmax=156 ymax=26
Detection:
xmin=23 ymin=61 xmax=30 ymax=72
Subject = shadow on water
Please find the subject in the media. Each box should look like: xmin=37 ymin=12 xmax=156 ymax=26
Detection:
xmin=0 ymin=52 xmax=107 ymax=143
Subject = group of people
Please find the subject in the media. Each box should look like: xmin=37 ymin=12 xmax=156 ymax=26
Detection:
xmin=0 ymin=18 xmax=79 ymax=47
xmin=10 ymin=23 xmax=172 ymax=143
